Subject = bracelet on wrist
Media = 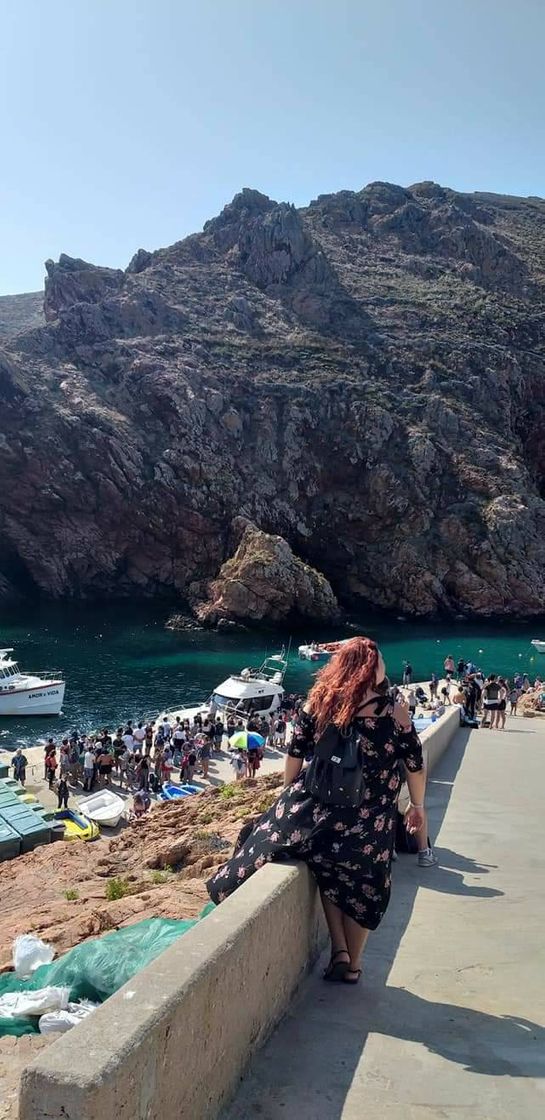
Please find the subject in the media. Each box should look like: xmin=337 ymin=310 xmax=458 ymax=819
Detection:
xmin=409 ymin=802 xmax=424 ymax=810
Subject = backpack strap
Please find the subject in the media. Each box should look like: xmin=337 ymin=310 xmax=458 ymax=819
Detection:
xmin=357 ymin=694 xmax=392 ymax=717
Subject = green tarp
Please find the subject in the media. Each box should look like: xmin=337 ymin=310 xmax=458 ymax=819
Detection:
xmin=0 ymin=906 xmax=214 ymax=1036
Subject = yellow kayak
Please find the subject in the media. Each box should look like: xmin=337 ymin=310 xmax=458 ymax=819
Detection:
xmin=55 ymin=808 xmax=100 ymax=841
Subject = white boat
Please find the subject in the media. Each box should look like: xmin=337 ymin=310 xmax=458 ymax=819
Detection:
xmin=298 ymin=639 xmax=351 ymax=662
xmin=531 ymin=640 xmax=545 ymax=654
xmin=298 ymin=644 xmax=329 ymax=662
xmin=78 ymin=790 xmax=126 ymax=828
xmin=0 ymin=649 xmax=66 ymax=717
xmin=157 ymin=651 xmax=288 ymax=730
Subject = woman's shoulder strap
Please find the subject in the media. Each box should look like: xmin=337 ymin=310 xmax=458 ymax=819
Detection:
xmin=357 ymin=694 xmax=392 ymax=717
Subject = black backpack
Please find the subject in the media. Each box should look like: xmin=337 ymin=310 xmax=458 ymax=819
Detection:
xmin=304 ymin=722 xmax=368 ymax=808
xmin=303 ymin=695 xmax=394 ymax=809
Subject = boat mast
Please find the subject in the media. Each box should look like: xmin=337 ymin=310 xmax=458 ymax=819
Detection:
xmin=282 ymin=637 xmax=292 ymax=682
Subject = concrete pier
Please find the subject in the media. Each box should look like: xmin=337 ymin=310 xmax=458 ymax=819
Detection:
xmin=224 ymin=721 xmax=545 ymax=1119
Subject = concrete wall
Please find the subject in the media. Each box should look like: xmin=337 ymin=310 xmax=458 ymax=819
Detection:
xmin=19 ymin=706 xmax=460 ymax=1120
xmin=398 ymin=706 xmax=460 ymax=813
xmin=19 ymin=861 xmax=326 ymax=1120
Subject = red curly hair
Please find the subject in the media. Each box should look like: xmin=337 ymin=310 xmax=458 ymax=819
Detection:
xmin=307 ymin=636 xmax=381 ymax=733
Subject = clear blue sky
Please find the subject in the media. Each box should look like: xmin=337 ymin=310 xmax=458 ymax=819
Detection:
xmin=1 ymin=0 xmax=543 ymax=294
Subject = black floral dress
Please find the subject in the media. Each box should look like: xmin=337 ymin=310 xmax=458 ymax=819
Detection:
xmin=207 ymin=709 xmax=423 ymax=929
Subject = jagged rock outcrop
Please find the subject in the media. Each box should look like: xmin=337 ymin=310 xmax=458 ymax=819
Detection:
xmin=1 ymin=180 xmax=545 ymax=616
xmin=44 ymin=254 xmax=124 ymax=321
xmin=189 ymin=521 xmax=340 ymax=625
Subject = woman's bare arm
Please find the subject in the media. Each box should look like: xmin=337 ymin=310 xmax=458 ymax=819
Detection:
xmin=394 ymin=698 xmax=426 ymax=831
xmin=284 ymin=755 xmax=303 ymax=787
xmin=406 ymin=768 xmax=426 ymax=808
xmin=405 ymin=769 xmax=426 ymax=833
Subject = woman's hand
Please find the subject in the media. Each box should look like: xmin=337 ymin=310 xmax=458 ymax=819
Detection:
xmin=393 ymin=698 xmax=411 ymax=730
xmin=405 ymin=805 xmax=425 ymax=835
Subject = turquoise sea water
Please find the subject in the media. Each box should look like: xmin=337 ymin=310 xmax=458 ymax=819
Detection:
xmin=0 ymin=601 xmax=543 ymax=750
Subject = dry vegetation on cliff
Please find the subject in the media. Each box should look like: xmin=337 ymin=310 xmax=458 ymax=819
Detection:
xmin=0 ymin=775 xmax=282 ymax=972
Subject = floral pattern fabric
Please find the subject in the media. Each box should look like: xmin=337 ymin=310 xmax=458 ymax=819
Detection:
xmin=207 ymin=710 xmax=423 ymax=929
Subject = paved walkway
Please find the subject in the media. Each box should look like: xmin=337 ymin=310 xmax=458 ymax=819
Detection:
xmin=223 ymin=720 xmax=545 ymax=1119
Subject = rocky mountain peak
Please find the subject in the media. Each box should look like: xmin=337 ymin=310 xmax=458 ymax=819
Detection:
xmin=44 ymin=254 xmax=125 ymax=321
xmin=1 ymin=179 xmax=545 ymax=618
xmin=204 ymin=187 xmax=275 ymax=238
xmin=126 ymin=248 xmax=153 ymax=274
xmin=359 ymin=180 xmax=413 ymax=214
xmin=408 ymin=180 xmax=448 ymax=199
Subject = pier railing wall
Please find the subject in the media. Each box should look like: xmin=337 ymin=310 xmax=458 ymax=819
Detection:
xmin=19 ymin=706 xmax=461 ymax=1120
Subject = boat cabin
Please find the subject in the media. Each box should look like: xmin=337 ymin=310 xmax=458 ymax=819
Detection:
xmin=0 ymin=651 xmax=20 ymax=688
xmin=209 ymin=654 xmax=286 ymax=719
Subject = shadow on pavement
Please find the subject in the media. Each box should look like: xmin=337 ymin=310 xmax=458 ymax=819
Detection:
xmin=396 ymin=843 xmax=504 ymax=899
xmin=223 ymin=729 xmax=544 ymax=1119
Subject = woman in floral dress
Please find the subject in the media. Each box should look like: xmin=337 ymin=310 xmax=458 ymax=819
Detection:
xmin=207 ymin=637 xmax=426 ymax=984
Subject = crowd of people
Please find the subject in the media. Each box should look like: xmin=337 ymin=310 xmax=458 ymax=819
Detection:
xmin=402 ymin=654 xmax=543 ymax=730
xmin=12 ymin=702 xmax=304 ymax=805
xmin=11 ymin=655 xmax=540 ymax=818
xmin=34 ymin=716 xmax=219 ymax=801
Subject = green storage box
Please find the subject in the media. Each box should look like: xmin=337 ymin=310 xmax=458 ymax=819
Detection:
xmin=0 ymin=762 xmax=9 ymax=779
xmin=1 ymin=778 xmax=20 ymax=791
xmin=34 ymin=805 xmax=55 ymax=821
xmin=0 ymin=790 xmax=19 ymax=806
xmin=16 ymin=820 xmax=52 ymax=852
xmin=0 ymin=805 xmax=38 ymax=826
xmin=0 ymin=818 xmax=21 ymax=860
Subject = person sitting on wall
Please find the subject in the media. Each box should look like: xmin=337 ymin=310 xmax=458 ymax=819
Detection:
xmin=208 ymin=638 xmax=428 ymax=985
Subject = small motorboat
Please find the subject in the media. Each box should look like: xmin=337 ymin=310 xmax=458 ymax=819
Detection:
xmin=298 ymin=639 xmax=350 ymax=662
xmin=531 ymin=639 xmax=545 ymax=654
xmin=0 ymin=648 xmax=66 ymax=716
xmin=298 ymin=644 xmax=329 ymax=662
xmin=160 ymin=782 xmax=199 ymax=801
xmin=78 ymin=790 xmax=126 ymax=828
xmin=54 ymin=808 xmax=99 ymax=842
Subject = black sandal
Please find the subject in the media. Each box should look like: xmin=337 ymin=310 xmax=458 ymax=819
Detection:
xmin=323 ymin=949 xmax=350 ymax=982
xmin=343 ymin=969 xmax=362 ymax=985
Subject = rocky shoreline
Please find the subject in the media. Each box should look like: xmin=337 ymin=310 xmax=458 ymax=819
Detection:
xmin=0 ymin=774 xmax=282 ymax=1120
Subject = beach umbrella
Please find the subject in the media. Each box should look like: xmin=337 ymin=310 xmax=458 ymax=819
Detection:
xmin=229 ymin=731 xmax=265 ymax=751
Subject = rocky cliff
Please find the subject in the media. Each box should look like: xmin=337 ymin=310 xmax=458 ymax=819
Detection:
xmin=1 ymin=181 xmax=545 ymax=616
xmin=190 ymin=520 xmax=340 ymax=625
xmin=0 ymin=291 xmax=43 ymax=338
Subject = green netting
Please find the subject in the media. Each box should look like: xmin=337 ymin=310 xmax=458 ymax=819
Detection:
xmin=0 ymin=904 xmax=215 ymax=1037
